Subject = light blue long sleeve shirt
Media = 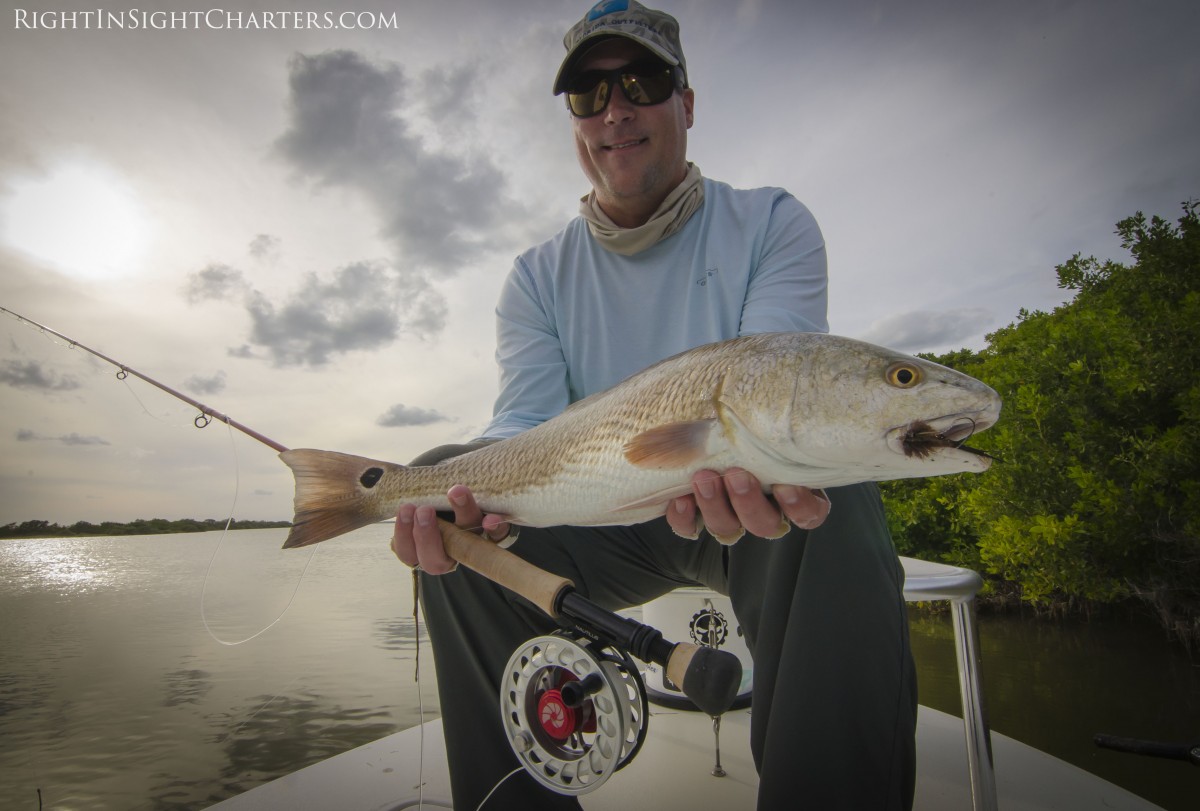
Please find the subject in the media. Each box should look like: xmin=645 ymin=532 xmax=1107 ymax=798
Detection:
xmin=480 ymin=178 xmax=828 ymax=439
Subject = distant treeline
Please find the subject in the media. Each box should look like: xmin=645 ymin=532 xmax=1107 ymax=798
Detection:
xmin=0 ymin=518 xmax=291 ymax=538
xmin=879 ymin=202 xmax=1199 ymax=643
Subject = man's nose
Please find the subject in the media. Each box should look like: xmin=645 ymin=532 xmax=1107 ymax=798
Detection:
xmin=603 ymin=85 xmax=637 ymax=124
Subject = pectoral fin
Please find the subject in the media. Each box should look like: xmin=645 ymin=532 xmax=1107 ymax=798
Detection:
xmin=623 ymin=419 xmax=716 ymax=469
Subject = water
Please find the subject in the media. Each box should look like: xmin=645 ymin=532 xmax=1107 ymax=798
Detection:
xmin=0 ymin=527 xmax=432 ymax=810
xmin=910 ymin=608 xmax=1198 ymax=811
xmin=1 ymin=530 xmax=1196 ymax=810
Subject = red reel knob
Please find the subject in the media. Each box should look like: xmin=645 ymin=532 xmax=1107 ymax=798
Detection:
xmin=538 ymin=689 xmax=576 ymax=741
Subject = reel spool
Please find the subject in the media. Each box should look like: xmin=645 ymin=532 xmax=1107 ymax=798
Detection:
xmin=500 ymin=632 xmax=649 ymax=795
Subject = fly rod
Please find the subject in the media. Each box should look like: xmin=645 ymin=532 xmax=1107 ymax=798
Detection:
xmin=1 ymin=305 xmax=287 ymax=453
xmin=3 ymin=305 xmax=744 ymax=717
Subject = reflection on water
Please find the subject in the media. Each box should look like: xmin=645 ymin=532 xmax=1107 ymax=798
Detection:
xmin=2 ymin=528 xmax=1196 ymax=810
xmin=373 ymin=616 xmax=425 ymax=655
xmin=163 ymin=665 xmax=212 ymax=709
xmin=215 ymin=692 xmax=396 ymax=785
xmin=3 ymin=538 xmax=118 ymax=593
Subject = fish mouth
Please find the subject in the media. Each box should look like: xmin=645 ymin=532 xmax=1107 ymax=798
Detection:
xmin=889 ymin=412 xmax=999 ymax=464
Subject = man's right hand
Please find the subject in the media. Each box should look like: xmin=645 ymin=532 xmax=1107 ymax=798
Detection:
xmin=391 ymin=440 xmax=512 ymax=575
xmin=391 ymin=484 xmax=514 ymax=575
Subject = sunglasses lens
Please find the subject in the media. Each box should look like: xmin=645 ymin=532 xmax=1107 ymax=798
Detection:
xmin=622 ymin=68 xmax=674 ymax=105
xmin=567 ymin=72 xmax=612 ymax=117
xmin=566 ymin=61 xmax=676 ymax=118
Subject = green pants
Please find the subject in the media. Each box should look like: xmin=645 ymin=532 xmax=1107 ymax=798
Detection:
xmin=418 ymin=482 xmax=916 ymax=810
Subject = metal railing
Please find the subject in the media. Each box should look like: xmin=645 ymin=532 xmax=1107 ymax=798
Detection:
xmin=901 ymin=557 xmax=998 ymax=811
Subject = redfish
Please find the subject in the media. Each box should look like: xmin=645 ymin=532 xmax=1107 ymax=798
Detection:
xmin=280 ymin=332 xmax=999 ymax=548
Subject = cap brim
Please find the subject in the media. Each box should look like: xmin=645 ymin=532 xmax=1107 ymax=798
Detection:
xmin=552 ymin=33 xmax=680 ymax=95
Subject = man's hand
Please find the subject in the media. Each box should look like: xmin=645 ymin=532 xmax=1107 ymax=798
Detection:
xmin=391 ymin=484 xmax=514 ymax=575
xmin=666 ymin=468 xmax=830 ymax=543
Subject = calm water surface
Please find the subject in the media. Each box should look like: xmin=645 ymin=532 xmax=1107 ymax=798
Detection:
xmin=1 ymin=529 xmax=1196 ymax=810
xmin=1 ymin=527 xmax=430 ymax=810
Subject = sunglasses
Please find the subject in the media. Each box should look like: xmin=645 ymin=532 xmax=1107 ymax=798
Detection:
xmin=565 ymin=58 xmax=683 ymax=118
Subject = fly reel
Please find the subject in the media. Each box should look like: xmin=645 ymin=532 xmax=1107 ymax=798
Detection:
xmin=500 ymin=632 xmax=649 ymax=795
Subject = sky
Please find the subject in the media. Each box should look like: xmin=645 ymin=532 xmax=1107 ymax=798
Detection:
xmin=1 ymin=0 xmax=1197 ymax=526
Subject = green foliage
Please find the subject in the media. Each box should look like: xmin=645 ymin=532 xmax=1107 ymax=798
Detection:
xmin=882 ymin=202 xmax=1200 ymax=633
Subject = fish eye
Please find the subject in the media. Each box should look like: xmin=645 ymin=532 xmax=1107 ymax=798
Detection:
xmin=886 ymin=362 xmax=923 ymax=389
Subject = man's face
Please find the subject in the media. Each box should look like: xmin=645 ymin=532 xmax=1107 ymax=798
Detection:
xmin=569 ymin=38 xmax=695 ymax=224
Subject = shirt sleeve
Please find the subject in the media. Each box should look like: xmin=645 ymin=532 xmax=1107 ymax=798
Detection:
xmin=478 ymin=256 xmax=571 ymax=439
xmin=739 ymin=193 xmax=829 ymax=335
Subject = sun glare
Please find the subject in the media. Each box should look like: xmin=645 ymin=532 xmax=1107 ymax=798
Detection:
xmin=0 ymin=161 xmax=151 ymax=279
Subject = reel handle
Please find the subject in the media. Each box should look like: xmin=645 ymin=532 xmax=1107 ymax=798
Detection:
xmin=438 ymin=520 xmax=743 ymax=717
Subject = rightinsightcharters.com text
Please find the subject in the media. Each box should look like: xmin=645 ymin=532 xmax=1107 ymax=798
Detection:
xmin=13 ymin=8 xmax=400 ymax=30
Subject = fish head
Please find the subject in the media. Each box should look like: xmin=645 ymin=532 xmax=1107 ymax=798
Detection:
xmin=778 ymin=336 xmax=1001 ymax=482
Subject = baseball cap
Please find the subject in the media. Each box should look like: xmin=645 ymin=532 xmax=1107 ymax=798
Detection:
xmin=553 ymin=0 xmax=688 ymax=95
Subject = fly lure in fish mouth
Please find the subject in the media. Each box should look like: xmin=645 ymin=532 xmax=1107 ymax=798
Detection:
xmin=900 ymin=418 xmax=996 ymax=461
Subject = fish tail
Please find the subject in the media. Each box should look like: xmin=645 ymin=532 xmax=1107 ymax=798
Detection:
xmin=279 ymin=449 xmax=400 ymax=549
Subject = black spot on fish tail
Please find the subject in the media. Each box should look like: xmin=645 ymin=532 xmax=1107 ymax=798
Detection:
xmin=360 ymin=467 xmax=384 ymax=488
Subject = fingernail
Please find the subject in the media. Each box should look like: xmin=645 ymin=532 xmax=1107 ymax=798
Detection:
xmin=776 ymin=485 xmax=799 ymax=506
xmin=674 ymin=498 xmax=689 ymax=514
xmin=696 ymin=479 xmax=716 ymax=499
xmin=416 ymin=508 xmax=434 ymax=527
xmin=728 ymin=471 xmax=751 ymax=495
xmin=450 ymin=493 xmax=468 ymax=507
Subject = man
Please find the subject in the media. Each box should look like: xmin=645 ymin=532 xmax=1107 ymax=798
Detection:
xmin=392 ymin=2 xmax=916 ymax=809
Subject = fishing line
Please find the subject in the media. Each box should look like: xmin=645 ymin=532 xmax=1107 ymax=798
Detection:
xmin=199 ymin=420 xmax=319 ymax=646
xmin=476 ymin=768 xmax=523 ymax=811
xmin=412 ymin=569 xmax=428 ymax=810
xmin=114 ymin=368 xmax=206 ymax=430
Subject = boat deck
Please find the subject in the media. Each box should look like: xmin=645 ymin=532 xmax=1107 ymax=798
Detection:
xmin=210 ymin=705 xmax=1164 ymax=810
xmin=209 ymin=555 xmax=1169 ymax=810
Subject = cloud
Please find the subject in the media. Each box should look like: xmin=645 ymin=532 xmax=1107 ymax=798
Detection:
xmin=248 ymin=234 xmax=281 ymax=262
xmin=17 ymin=428 xmax=109 ymax=446
xmin=60 ymin=432 xmax=110 ymax=446
xmin=859 ymin=308 xmax=996 ymax=353
xmin=184 ymin=371 xmax=226 ymax=396
xmin=185 ymin=254 xmax=447 ymax=366
xmin=188 ymin=49 xmax=521 ymax=366
xmin=376 ymin=403 xmax=454 ymax=428
xmin=244 ymin=260 xmax=405 ymax=366
xmin=184 ymin=263 xmax=249 ymax=304
xmin=0 ymin=359 xmax=80 ymax=391
xmin=274 ymin=49 xmax=517 ymax=273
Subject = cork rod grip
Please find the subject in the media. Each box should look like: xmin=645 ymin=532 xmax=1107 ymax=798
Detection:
xmin=437 ymin=519 xmax=572 ymax=617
